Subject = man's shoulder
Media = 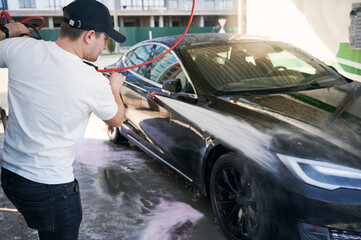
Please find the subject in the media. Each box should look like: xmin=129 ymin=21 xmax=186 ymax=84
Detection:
xmin=65 ymin=61 xmax=106 ymax=86
xmin=2 ymin=36 xmax=39 ymax=45
xmin=78 ymin=62 xmax=104 ymax=77
xmin=0 ymin=37 xmax=46 ymax=52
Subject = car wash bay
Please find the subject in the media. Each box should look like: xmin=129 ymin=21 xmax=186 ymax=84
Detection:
xmin=0 ymin=115 xmax=227 ymax=240
xmin=0 ymin=56 xmax=226 ymax=240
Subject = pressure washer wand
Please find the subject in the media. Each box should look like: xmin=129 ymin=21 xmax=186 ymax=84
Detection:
xmin=85 ymin=61 xmax=134 ymax=89
xmin=101 ymin=68 xmax=139 ymax=91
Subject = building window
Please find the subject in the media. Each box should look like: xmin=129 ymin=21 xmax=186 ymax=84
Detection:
xmin=172 ymin=21 xmax=180 ymax=26
xmin=120 ymin=0 xmax=166 ymax=10
xmin=205 ymin=0 xmax=215 ymax=10
xmin=0 ymin=0 xmax=7 ymax=9
xmin=19 ymin=0 xmax=36 ymax=8
xmin=168 ymin=0 xmax=177 ymax=9
xmin=220 ymin=0 xmax=233 ymax=10
xmin=47 ymin=0 xmax=62 ymax=9
xmin=186 ymin=0 xmax=193 ymax=9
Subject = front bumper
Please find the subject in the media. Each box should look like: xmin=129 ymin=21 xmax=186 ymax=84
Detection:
xmin=272 ymin=182 xmax=361 ymax=240
xmin=298 ymin=222 xmax=361 ymax=240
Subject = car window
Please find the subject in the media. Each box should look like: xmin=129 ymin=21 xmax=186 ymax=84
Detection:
xmin=267 ymin=51 xmax=315 ymax=75
xmin=148 ymin=45 xmax=194 ymax=93
xmin=186 ymin=42 xmax=347 ymax=93
xmin=124 ymin=44 xmax=154 ymax=77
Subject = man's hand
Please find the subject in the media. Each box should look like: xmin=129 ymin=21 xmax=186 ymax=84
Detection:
xmin=106 ymin=71 xmax=126 ymax=92
xmin=103 ymin=71 xmax=126 ymax=127
xmin=5 ymin=22 xmax=29 ymax=38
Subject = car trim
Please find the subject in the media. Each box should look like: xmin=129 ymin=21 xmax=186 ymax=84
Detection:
xmin=124 ymin=80 xmax=148 ymax=92
xmin=122 ymin=42 xmax=198 ymax=98
xmin=126 ymin=134 xmax=193 ymax=182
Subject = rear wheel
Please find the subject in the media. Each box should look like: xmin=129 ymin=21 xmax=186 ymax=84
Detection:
xmin=210 ymin=153 xmax=271 ymax=240
xmin=106 ymin=125 xmax=128 ymax=145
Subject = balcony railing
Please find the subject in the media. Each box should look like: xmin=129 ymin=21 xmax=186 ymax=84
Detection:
xmin=120 ymin=0 xmax=166 ymax=10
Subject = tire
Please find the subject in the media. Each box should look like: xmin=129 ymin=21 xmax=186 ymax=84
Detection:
xmin=210 ymin=153 xmax=271 ymax=240
xmin=106 ymin=125 xmax=128 ymax=145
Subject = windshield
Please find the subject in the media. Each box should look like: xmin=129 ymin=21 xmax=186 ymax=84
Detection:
xmin=185 ymin=41 xmax=347 ymax=93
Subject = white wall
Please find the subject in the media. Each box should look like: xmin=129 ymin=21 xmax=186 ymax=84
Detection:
xmin=247 ymin=0 xmax=354 ymax=62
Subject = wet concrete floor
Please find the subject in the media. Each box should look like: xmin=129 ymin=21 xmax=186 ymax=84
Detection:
xmin=0 ymin=115 xmax=227 ymax=240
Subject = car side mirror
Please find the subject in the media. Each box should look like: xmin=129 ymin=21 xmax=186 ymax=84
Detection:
xmin=162 ymin=78 xmax=181 ymax=93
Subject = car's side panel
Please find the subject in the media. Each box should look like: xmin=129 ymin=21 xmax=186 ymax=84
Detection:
xmin=141 ymin=93 xmax=208 ymax=183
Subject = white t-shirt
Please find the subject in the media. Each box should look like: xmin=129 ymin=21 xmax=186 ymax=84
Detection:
xmin=0 ymin=37 xmax=118 ymax=184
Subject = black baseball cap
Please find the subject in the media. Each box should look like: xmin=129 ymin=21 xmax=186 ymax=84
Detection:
xmin=63 ymin=0 xmax=126 ymax=43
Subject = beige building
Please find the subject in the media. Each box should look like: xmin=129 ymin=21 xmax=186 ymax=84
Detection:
xmin=1 ymin=0 xmax=238 ymax=29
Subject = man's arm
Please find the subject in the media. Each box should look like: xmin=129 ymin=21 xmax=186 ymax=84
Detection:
xmin=103 ymin=72 xmax=126 ymax=127
xmin=0 ymin=22 xmax=29 ymax=41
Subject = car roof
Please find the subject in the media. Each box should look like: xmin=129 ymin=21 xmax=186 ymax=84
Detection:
xmin=136 ymin=33 xmax=272 ymax=49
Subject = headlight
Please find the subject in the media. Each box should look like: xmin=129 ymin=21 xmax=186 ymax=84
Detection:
xmin=277 ymin=154 xmax=361 ymax=190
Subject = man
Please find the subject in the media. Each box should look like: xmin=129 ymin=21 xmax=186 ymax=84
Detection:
xmin=0 ymin=22 xmax=29 ymax=40
xmin=0 ymin=0 xmax=126 ymax=239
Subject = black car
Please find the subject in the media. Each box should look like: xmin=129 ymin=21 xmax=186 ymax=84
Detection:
xmin=106 ymin=33 xmax=361 ymax=240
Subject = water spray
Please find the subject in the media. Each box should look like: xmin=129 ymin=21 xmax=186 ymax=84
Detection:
xmin=155 ymin=95 xmax=277 ymax=170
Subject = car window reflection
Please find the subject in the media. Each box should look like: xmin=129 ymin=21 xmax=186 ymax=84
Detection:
xmin=187 ymin=42 xmax=347 ymax=92
xmin=145 ymin=45 xmax=195 ymax=94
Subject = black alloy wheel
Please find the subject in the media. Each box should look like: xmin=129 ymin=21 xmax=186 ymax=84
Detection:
xmin=210 ymin=153 xmax=271 ymax=240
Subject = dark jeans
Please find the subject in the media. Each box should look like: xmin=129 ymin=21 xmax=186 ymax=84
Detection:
xmin=1 ymin=167 xmax=82 ymax=240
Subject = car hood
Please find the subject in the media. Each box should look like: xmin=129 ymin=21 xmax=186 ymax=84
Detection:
xmin=218 ymin=82 xmax=361 ymax=167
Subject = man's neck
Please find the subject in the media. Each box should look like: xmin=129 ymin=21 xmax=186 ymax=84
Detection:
xmin=55 ymin=37 xmax=83 ymax=59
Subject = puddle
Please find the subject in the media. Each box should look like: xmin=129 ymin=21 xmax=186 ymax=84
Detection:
xmin=141 ymin=200 xmax=204 ymax=240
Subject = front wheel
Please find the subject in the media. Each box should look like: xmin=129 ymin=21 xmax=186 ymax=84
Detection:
xmin=106 ymin=125 xmax=128 ymax=145
xmin=210 ymin=153 xmax=271 ymax=240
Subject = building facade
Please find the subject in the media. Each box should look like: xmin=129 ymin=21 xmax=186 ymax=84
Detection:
xmin=1 ymin=0 xmax=238 ymax=29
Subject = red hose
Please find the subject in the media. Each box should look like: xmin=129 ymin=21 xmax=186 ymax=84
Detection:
xmin=21 ymin=16 xmax=46 ymax=34
xmin=0 ymin=11 xmax=11 ymax=24
xmin=97 ymin=0 xmax=195 ymax=73
xmin=1 ymin=11 xmax=46 ymax=34
xmin=1 ymin=0 xmax=194 ymax=71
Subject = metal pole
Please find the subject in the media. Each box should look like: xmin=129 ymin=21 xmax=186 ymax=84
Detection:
xmin=237 ymin=0 xmax=245 ymax=34
xmin=113 ymin=0 xmax=120 ymax=53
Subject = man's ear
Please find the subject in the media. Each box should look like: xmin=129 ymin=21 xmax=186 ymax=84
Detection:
xmin=83 ymin=30 xmax=96 ymax=44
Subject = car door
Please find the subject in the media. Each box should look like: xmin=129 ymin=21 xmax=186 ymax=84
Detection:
xmin=135 ymin=44 xmax=205 ymax=182
xmin=119 ymin=44 xmax=155 ymax=140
